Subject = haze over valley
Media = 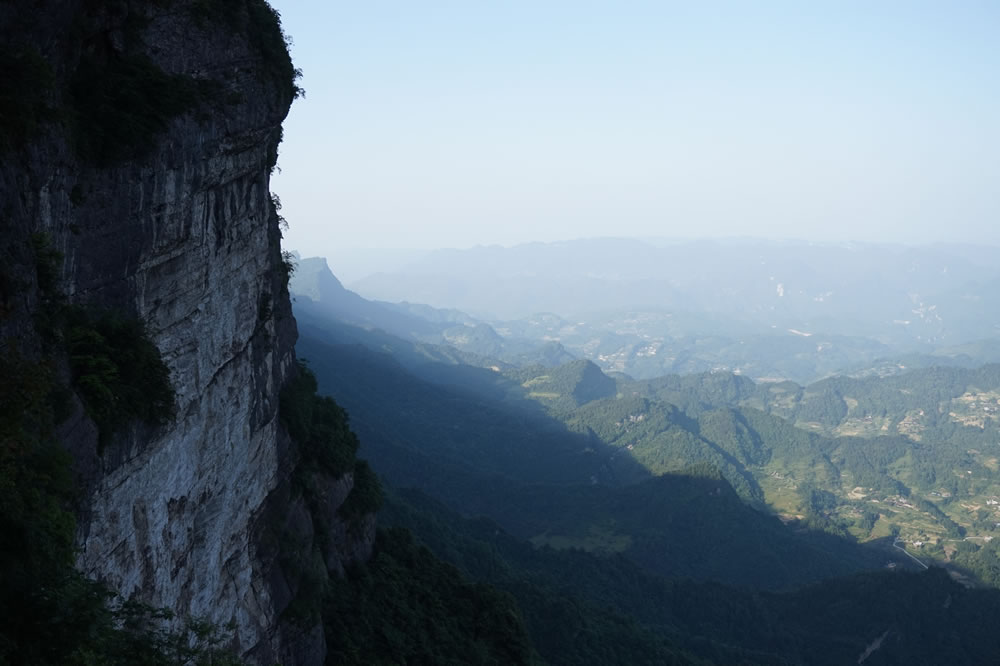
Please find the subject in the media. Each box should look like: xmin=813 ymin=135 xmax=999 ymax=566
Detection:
xmin=281 ymin=237 xmax=1000 ymax=662
xmin=298 ymin=237 xmax=1000 ymax=385
xmin=7 ymin=0 xmax=1000 ymax=664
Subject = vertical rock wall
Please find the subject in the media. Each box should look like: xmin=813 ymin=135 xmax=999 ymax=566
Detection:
xmin=0 ymin=1 xmax=370 ymax=662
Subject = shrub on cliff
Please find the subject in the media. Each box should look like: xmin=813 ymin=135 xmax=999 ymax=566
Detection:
xmin=280 ymin=361 xmax=359 ymax=478
xmin=0 ymin=352 xmax=239 ymax=665
xmin=65 ymin=307 xmax=175 ymax=447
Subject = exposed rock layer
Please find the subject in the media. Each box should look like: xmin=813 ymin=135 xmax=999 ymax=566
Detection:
xmin=0 ymin=1 xmax=371 ymax=662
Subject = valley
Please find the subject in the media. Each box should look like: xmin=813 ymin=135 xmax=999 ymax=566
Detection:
xmin=281 ymin=253 xmax=1000 ymax=662
xmin=291 ymin=255 xmax=1000 ymax=579
xmin=343 ymin=239 xmax=1000 ymax=384
xmin=7 ymin=2 xmax=999 ymax=662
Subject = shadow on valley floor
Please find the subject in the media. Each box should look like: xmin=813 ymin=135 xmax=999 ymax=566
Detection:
xmin=296 ymin=331 xmax=652 ymax=487
xmin=297 ymin=331 xmax=900 ymax=590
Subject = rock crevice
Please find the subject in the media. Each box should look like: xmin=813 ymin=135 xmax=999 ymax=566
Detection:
xmin=0 ymin=1 xmax=369 ymax=662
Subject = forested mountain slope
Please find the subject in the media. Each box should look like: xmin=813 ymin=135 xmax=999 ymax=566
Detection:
xmin=297 ymin=333 xmax=889 ymax=589
xmin=383 ymin=488 xmax=1000 ymax=666
xmin=294 ymin=284 xmax=1000 ymax=663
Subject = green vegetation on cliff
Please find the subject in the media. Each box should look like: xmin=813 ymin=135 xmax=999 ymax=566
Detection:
xmin=277 ymin=360 xmax=537 ymax=664
xmin=69 ymin=52 xmax=212 ymax=166
xmin=30 ymin=233 xmax=176 ymax=446
xmin=189 ymin=0 xmax=303 ymax=103
xmin=0 ymin=351 xmax=242 ymax=665
xmin=281 ymin=361 xmax=360 ymax=478
xmin=0 ymin=46 xmax=55 ymax=151
xmin=2 ymin=0 xmax=300 ymax=165
xmin=65 ymin=307 xmax=176 ymax=445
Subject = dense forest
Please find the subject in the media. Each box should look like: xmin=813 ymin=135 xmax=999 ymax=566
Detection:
xmin=290 ymin=295 xmax=1000 ymax=663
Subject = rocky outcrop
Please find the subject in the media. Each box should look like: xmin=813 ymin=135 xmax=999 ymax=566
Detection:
xmin=0 ymin=1 xmax=371 ymax=662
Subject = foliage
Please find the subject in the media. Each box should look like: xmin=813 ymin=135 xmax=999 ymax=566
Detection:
xmin=795 ymin=386 xmax=848 ymax=427
xmin=28 ymin=233 xmax=175 ymax=446
xmin=285 ymin=291 xmax=1000 ymax=661
xmin=0 ymin=355 xmax=77 ymax=651
xmin=507 ymin=359 xmax=617 ymax=413
xmin=64 ymin=596 xmax=246 ymax=666
xmin=69 ymin=52 xmax=207 ymax=166
xmin=280 ymin=250 xmax=296 ymax=290
xmin=65 ymin=307 xmax=175 ymax=446
xmin=524 ymin=360 xmax=1000 ymax=565
xmin=380 ymin=490 xmax=721 ymax=665
xmin=4 ymin=0 xmax=298 ymax=164
xmin=276 ymin=360 xmax=377 ymax=624
xmin=953 ymin=538 xmax=1000 ymax=588
xmin=276 ymin=358 xmax=546 ymax=664
xmin=0 ymin=46 xmax=55 ymax=151
xmin=30 ymin=232 xmax=63 ymax=298
xmin=280 ymin=361 xmax=358 ymax=478
xmin=323 ymin=527 xmax=538 ymax=666
xmin=0 ymin=350 xmax=240 ymax=665
xmin=296 ymin=335 xmax=627 ymax=487
xmin=189 ymin=0 xmax=303 ymax=104
xmin=382 ymin=487 xmax=1000 ymax=666
xmin=564 ymin=398 xmax=767 ymax=503
xmin=245 ymin=0 xmax=303 ymax=102
xmin=636 ymin=370 xmax=763 ymax=415
xmin=297 ymin=333 xmax=889 ymax=590
xmin=338 ymin=459 xmax=383 ymax=521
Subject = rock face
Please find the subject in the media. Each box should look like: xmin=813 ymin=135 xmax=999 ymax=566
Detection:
xmin=0 ymin=1 xmax=371 ymax=662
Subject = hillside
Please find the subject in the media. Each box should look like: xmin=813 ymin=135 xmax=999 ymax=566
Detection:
xmin=297 ymin=333 xmax=891 ymax=588
xmin=338 ymin=240 xmax=1000 ymax=383
xmin=291 ymin=255 xmax=575 ymax=368
xmin=510 ymin=362 xmax=1000 ymax=583
xmin=293 ymin=285 xmax=1000 ymax=590
xmin=291 ymin=273 xmax=1000 ymax=662
xmin=0 ymin=2 xmax=532 ymax=664
xmin=383 ymin=488 xmax=1000 ymax=666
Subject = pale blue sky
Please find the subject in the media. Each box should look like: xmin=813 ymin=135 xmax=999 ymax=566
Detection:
xmin=270 ymin=1 xmax=1000 ymax=256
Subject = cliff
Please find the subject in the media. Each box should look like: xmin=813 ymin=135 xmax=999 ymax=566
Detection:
xmin=0 ymin=1 xmax=372 ymax=663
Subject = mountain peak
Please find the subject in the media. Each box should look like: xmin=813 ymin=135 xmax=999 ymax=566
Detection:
xmin=292 ymin=256 xmax=347 ymax=302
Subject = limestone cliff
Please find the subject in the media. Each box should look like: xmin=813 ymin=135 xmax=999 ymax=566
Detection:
xmin=0 ymin=1 xmax=371 ymax=663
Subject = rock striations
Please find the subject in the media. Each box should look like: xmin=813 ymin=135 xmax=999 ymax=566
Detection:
xmin=0 ymin=1 xmax=370 ymax=663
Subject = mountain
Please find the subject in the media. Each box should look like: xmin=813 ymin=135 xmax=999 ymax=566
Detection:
xmin=291 ymin=255 xmax=577 ymax=368
xmin=292 ymin=256 xmax=446 ymax=339
xmin=293 ymin=286 xmax=1000 ymax=592
xmin=520 ymin=362 xmax=1000 ymax=581
xmin=293 ymin=315 xmax=1000 ymax=663
xmin=383 ymin=488 xmax=1000 ymax=666
xmin=1 ymin=1 xmax=322 ymax=660
xmin=0 ymin=3 xmax=528 ymax=664
xmin=350 ymin=238 xmax=1000 ymax=333
xmin=12 ymin=4 xmax=1000 ymax=662
xmin=296 ymin=332 xmax=891 ymax=590
xmin=345 ymin=238 xmax=1000 ymax=383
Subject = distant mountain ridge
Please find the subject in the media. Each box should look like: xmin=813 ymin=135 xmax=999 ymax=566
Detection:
xmin=350 ymin=238 xmax=1000 ymax=323
xmin=292 ymin=256 xmax=444 ymax=338
xmin=294 ymin=287 xmax=1000 ymax=585
xmin=338 ymin=238 xmax=1000 ymax=382
xmin=290 ymin=255 xmax=577 ymax=368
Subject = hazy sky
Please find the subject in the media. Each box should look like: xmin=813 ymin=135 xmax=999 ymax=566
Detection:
xmin=270 ymin=1 xmax=1000 ymax=255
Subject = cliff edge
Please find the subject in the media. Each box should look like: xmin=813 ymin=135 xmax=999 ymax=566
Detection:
xmin=0 ymin=1 xmax=371 ymax=663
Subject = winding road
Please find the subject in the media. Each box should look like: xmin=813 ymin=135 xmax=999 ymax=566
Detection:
xmin=892 ymin=537 xmax=929 ymax=570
